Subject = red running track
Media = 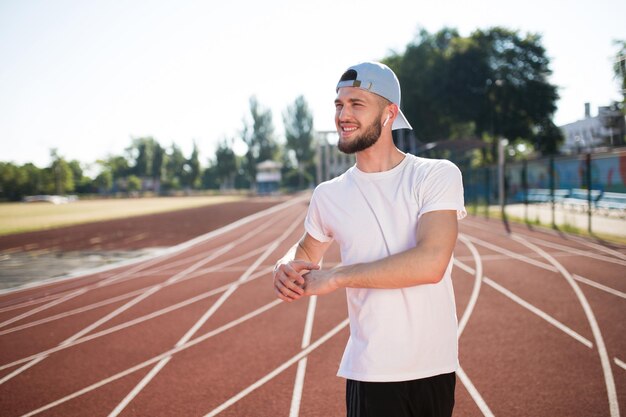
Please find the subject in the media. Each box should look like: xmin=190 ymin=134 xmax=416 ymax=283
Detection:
xmin=0 ymin=194 xmax=625 ymax=416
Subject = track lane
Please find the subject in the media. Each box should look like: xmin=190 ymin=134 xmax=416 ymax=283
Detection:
xmin=0 ymin=198 xmax=624 ymax=416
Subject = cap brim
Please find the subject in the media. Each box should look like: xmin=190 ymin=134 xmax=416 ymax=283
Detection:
xmin=392 ymin=110 xmax=412 ymax=130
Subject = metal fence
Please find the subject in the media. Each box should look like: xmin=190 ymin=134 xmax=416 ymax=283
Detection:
xmin=461 ymin=148 xmax=626 ymax=233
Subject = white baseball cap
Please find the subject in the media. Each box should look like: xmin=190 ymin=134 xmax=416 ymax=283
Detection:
xmin=336 ymin=61 xmax=413 ymax=130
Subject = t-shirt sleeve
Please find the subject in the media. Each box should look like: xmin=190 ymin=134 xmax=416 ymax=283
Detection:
xmin=304 ymin=188 xmax=334 ymax=243
xmin=418 ymin=160 xmax=467 ymax=220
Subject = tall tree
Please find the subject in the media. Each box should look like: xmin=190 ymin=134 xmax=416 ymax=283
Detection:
xmin=384 ymin=27 xmax=561 ymax=160
xmin=182 ymin=141 xmax=201 ymax=189
xmin=165 ymin=143 xmax=186 ymax=190
xmin=614 ymin=40 xmax=626 ymax=105
xmin=215 ymin=138 xmax=237 ymax=189
xmin=283 ymin=95 xmax=315 ymax=188
xmin=49 ymin=149 xmax=74 ymax=194
xmin=241 ymin=96 xmax=278 ymax=185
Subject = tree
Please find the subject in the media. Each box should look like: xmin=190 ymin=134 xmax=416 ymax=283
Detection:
xmin=182 ymin=141 xmax=201 ymax=189
xmin=201 ymin=164 xmax=219 ymax=190
xmin=49 ymin=149 xmax=74 ymax=194
xmin=164 ymin=143 xmax=186 ymax=191
xmin=215 ymin=138 xmax=237 ymax=189
xmin=283 ymin=95 xmax=315 ymax=188
xmin=384 ymin=27 xmax=561 ymax=161
xmin=94 ymin=170 xmax=113 ymax=194
xmin=614 ymin=40 xmax=626 ymax=105
xmin=126 ymin=175 xmax=142 ymax=194
xmin=128 ymin=137 xmax=165 ymax=192
xmin=241 ymin=96 xmax=278 ymax=186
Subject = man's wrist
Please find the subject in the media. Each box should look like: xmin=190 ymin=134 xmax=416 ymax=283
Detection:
xmin=329 ymin=267 xmax=345 ymax=290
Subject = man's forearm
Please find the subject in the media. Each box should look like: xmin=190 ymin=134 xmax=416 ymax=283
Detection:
xmin=331 ymin=243 xmax=452 ymax=289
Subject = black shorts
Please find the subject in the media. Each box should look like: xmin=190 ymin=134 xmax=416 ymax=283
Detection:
xmin=346 ymin=372 xmax=456 ymax=417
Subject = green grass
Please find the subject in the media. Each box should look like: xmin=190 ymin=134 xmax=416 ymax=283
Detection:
xmin=0 ymin=195 xmax=246 ymax=236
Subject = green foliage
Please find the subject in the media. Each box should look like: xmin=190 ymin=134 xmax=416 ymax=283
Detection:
xmin=201 ymin=164 xmax=220 ymax=190
xmin=283 ymin=95 xmax=315 ymax=189
xmin=241 ymin=96 xmax=279 ymax=185
xmin=614 ymin=40 xmax=626 ymax=104
xmin=181 ymin=141 xmax=201 ymax=189
xmin=94 ymin=170 xmax=113 ymax=193
xmin=49 ymin=149 xmax=75 ymax=195
xmin=215 ymin=138 xmax=237 ymax=189
xmin=384 ymin=27 xmax=561 ymax=162
xmin=126 ymin=175 xmax=142 ymax=193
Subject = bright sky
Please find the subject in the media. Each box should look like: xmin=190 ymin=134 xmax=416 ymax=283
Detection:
xmin=1 ymin=0 xmax=625 ymax=171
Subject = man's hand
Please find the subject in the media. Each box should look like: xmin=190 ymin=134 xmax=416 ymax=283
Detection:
xmin=273 ymin=260 xmax=320 ymax=302
xmin=302 ymin=269 xmax=340 ymax=296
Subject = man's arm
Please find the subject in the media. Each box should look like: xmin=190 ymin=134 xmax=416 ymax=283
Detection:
xmin=273 ymin=232 xmax=332 ymax=302
xmin=302 ymin=210 xmax=458 ymax=295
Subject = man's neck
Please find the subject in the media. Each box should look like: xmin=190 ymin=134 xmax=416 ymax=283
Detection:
xmin=355 ymin=139 xmax=405 ymax=173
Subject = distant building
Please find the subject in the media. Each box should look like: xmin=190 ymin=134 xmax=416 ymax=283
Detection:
xmin=256 ymin=160 xmax=282 ymax=194
xmin=315 ymin=131 xmax=354 ymax=184
xmin=560 ymin=103 xmax=625 ymax=154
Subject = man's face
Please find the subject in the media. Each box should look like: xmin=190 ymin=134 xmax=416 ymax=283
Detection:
xmin=334 ymin=87 xmax=386 ymax=154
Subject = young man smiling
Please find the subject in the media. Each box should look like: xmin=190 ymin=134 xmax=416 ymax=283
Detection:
xmin=273 ymin=61 xmax=466 ymax=417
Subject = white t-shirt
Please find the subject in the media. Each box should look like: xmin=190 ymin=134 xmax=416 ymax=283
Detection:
xmin=304 ymin=153 xmax=466 ymax=382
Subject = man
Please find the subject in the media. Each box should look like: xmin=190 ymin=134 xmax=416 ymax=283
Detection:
xmin=273 ymin=61 xmax=466 ymax=417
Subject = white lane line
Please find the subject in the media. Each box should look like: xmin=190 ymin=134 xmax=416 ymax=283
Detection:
xmin=454 ymin=260 xmax=593 ymax=349
xmin=0 ymin=266 xmax=273 ymax=373
xmin=0 ymin=290 xmax=78 ymax=313
xmin=573 ymin=275 xmax=626 ymax=300
xmin=521 ymin=234 xmax=626 ymax=267
xmin=457 ymin=366 xmax=495 ymax=417
xmin=1 ymin=211 xmax=290 ymax=385
xmin=467 ymin=216 xmax=626 ymax=261
xmin=456 ymin=251 xmax=582 ymax=263
xmin=510 ymin=234 xmax=619 ymax=417
xmin=1 ymin=194 xmax=309 ymax=297
xmin=0 ymin=248 xmax=270 ymax=336
xmin=0 ymin=253 xmax=175 ymax=329
xmin=108 ymin=213 xmax=305 ymax=417
xmin=457 ymin=235 xmax=483 ymax=337
xmin=465 ymin=235 xmax=626 ymax=301
xmin=454 ymin=236 xmax=495 ymax=416
xmin=462 ymin=219 xmax=626 ymax=266
xmin=19 ymin=299 xmax=284 ymax=417
xmin=615 ymin=358 xmax=626 ymax=371
xmin=0 ymin=288 xmax=87 ymax=328
xmin=203 ymin=318 xmax=350 ymax=417
xmin=289 ymin=295 xmax=317 ymax=417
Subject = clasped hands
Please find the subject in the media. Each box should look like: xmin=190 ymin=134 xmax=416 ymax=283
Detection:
xmin=273 ymin=260 xmax=338 ymax=302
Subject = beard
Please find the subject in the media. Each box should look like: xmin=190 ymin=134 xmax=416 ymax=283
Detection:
xmin=337 ymin=115 xmax=383 ymax=154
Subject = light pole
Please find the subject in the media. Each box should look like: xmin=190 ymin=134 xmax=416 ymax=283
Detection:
xmin=498 ymin=137 xmax=508 ymax=223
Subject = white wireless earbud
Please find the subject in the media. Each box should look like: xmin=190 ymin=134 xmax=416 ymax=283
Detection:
xmin=383 ymin=114 xmax=391 ymax=127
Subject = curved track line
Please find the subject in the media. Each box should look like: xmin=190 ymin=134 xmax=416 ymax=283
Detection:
xmin=510 ymin=234 xmax=619 ymax=417
xmin=462 ymin=219 xmax=626 ymax=266
xmin=203 ymin=318 xmax=350 ymax=417
xmin=108 ymin=213 xmax=305 ymax=416
xmin=19 ymin=299 xmax=283 ymax=417
xmin=464 ymin=216 xmax=626 ymax=261
xmin=1 ymin=210 xmax=291 ymax=385
xmin=454 ymin=260 xmax=593 ymax=349
xmin=455 ymin=235 xmax=495 ymax=416
xmin=457 ymin=366 xmax=495 ymax=417
xmin=456 ymin=235 xmax=483 ymax=337
xmin=464 ymin=235 xmax=625 ymax=301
